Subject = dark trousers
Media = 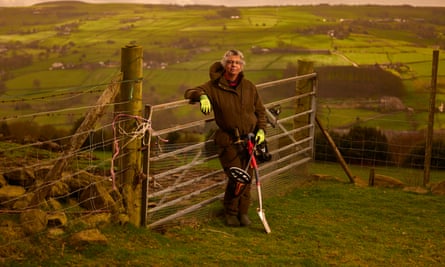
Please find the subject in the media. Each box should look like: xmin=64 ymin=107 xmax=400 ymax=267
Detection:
xmin=219 ymin=143 xmax=252 ymax=216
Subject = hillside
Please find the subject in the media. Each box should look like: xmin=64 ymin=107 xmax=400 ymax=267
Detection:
xmin=0 ymin=2 xmax=444 ymax=130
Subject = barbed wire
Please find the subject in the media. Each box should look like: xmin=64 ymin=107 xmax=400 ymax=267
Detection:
xmin=0 ymin=101 xmax=132 ymax=122
xmin=0 ymin=78 xmax=141 ymax=104
xmin=0 ymin=88 xmax=104 ymax=103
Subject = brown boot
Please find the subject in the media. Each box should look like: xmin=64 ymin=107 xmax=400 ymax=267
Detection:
xmin=239 ymin=214 xmax=251 ymax=226
xmin=225 ymin=215 xmax=240 ymax=227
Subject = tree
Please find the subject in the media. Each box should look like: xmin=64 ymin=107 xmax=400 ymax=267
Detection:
xmin=404 ymin=140 xmax=445 ymax=170
xmin=340 ymin=126 xmax=389 ymax=166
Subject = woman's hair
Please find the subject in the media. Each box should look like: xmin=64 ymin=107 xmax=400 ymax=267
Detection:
xmin=220 ymin=49 xmax=245 ymax=68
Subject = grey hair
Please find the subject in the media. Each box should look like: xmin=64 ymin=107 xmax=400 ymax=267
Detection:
xmin=220 ymin=49 xmax=246 ymax=68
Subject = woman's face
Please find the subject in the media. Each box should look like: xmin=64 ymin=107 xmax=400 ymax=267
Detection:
xmin=224 ymin=55 xmax=243 ymax=78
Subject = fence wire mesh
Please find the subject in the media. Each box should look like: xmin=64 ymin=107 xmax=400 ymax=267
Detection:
xmin=2 ymin=68 xmax=444 ymax=258
xmin=145 ymin=74 xmax=316 ymax=228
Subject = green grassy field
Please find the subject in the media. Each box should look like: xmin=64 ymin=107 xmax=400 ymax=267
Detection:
xmin=1 ymin=4 xmax=444 ymax=102
xmin=6 ymin=3 xmax=445 ymax=133
xmin=2 ymin=4 xmax=445 ymax=149
xmin=2 ymin=166 xmax=443 ymax=266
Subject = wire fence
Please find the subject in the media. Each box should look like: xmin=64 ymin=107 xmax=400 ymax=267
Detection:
xmin=315 ymin=102 xmax=445 ymax=187
xmin=0 ymin=73 xmax=128 ymax=258
xmin=1 ymin=67 xmax=445 ymax=259
xmin=0 ymin=69 xmax=314 ymax=251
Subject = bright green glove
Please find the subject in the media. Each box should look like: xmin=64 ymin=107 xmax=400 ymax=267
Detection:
xmin=255 ymin=129 xmax=265 ymax=144
xmin=199 ymin=95 xmax=212 ymax=115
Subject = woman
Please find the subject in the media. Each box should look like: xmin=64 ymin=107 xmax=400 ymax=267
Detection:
xmin=185 ymin=49 xmax=266 ymax=227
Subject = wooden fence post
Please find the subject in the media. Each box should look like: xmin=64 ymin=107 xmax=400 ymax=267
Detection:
xmin=369 ymin=168 xmax=375 ymax=186
xmin=315 ymin=117 xmax=356 ymax=184
xmin=424 ymin=49 xmax=439 ymax=186
xmin=292 ymin=60 xmax=314 ymax=168
xmin=116 ymin=45 xmax=144 ymax=226
xmin=294 ymin=60 xmax=314 ymax=141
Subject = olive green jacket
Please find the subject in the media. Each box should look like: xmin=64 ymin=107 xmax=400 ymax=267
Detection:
xmin=185 ymin=62 xmax=267 ymax=147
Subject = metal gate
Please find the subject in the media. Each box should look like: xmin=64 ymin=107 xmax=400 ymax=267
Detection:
xmin=144 ymin=73 xmax=317 ymax=228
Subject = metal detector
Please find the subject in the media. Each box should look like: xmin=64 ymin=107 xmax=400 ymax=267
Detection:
xmin=229 ymin=134 xmax=271 ymax=234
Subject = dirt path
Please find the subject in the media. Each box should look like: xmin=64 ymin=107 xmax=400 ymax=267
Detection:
xmin=332 ymin=50 xmax=359 ymax=67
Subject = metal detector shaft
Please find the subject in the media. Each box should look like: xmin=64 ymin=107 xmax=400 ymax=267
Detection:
xmin=253 ymin=165 xmax=271 ymax=234
xmin=247 ymin=137 xmax=271 ymax=234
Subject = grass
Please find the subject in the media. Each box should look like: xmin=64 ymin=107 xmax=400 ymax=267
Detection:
xmin=2 ymin=169 xmax=443 ymax=266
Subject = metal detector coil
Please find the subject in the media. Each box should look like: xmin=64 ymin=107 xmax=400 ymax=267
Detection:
xmin=228 ymin=167 xmax=252 ymax=197
xmin=228 ymin=167 xmax=251 ymax=184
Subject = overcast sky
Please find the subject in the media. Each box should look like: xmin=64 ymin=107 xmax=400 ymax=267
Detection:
xmin=1 ymin=0 xmax=445 ymax=7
